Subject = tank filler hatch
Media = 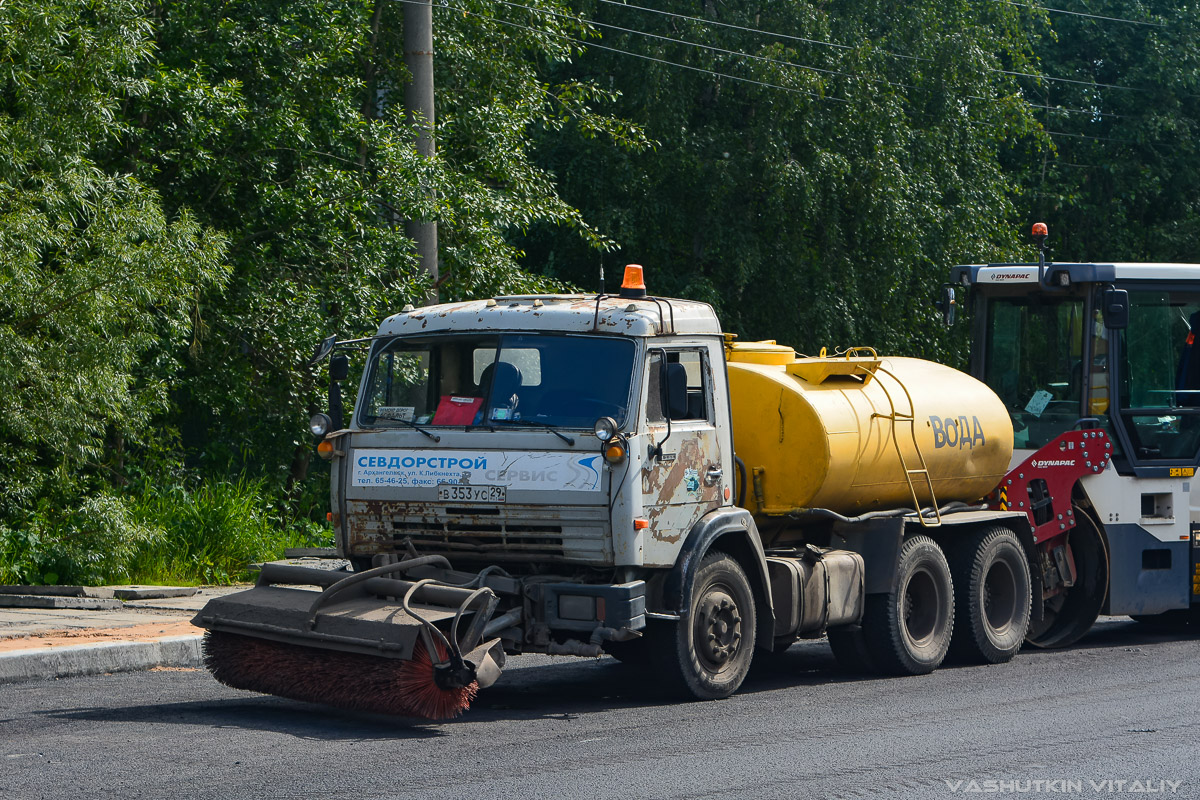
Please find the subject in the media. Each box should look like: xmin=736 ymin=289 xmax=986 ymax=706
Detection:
xmin=787 ymin=347 xmax=882 ymax=386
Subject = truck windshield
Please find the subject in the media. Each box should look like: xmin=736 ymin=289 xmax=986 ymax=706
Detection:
xmin=359 ymin=333 xmax=636 ymax=429
xmin=984 ymin=296 xmax=1087 ymax=449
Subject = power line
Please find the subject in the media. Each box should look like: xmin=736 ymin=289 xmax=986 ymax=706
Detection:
xmin=968 ymin=95 xmax=1125 ymax=118
xmin=422 ymin=0 xmax=1151 ymax=118
xmin=1005 ymin=1 xmax=1165 ymax=28
xmin=996 ymin=67 xmax=1145 ymax=92
xmin=421 ymin=1 xmax=844 ymax=102
xmin=578 ymin=37 xmax=847 ymax=101
xmin=595 ymin=0 xmax=929 ymax=62
xmin=971 ymin=118 xmax=1133 ymax=144
xmin=1043 ymin=128 xmax=1134 ymax=143
xmin=494 ymin=0 xmax=912 ymax=89
xmin=593 ymin=0 xmax=1151 ymax=94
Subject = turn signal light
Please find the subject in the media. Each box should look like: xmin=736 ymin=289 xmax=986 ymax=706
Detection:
xmin=633 ymin=518 xmax=649 ymax=530
xmin=604 ymin=441 xmax=627 ymax=463
xmin=317 ymin=439 xmax=335 ymax=460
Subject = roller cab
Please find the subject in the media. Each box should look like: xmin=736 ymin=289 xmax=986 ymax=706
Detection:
xmin=952 ymin=231 xmax=1200 ymax=643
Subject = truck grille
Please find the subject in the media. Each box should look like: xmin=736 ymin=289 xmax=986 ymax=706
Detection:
xmin=345 ymin=501 xmax=611 ymax=564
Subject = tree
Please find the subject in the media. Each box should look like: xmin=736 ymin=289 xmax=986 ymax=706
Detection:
xmin=0 ymin=0 xmax=227 ymax=522
xmin=124 ymin=0 xmax=646 ymax=493
xmin=522 ymin=0 xmax=1039 ymax=360
xmin=1013 ymin=0 xmax=1200 ymax=261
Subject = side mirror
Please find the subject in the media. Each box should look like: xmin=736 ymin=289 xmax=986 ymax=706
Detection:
xmin=330 ymin=353 xmax=350 ymax=382
xmin=935 ymin=285 xmax=957 ymax=326
xmin=310 ymin=335 xmax=337 ymax=365
xmin=1103 ymin=289 xmax=1129 ymax=330
xmin=327 ymin=354 xmax=349 ymax=431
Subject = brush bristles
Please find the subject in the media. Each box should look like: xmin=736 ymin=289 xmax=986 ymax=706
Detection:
xmin=397 ymin=636 xmax=479 ymax=719
xmin=203 ymin=631 xmax=478 ymax=720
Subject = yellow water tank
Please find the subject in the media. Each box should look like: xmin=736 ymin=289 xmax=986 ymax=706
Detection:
xmin=727 ymin=342 xmax=1013 ymax=516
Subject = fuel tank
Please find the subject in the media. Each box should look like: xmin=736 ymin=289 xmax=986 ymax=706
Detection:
xmin=727 ymin=342 xmax=1013 ymax=516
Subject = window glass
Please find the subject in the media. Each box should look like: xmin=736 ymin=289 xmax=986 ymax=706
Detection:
xmin=472 ymin=348 xmax=542 ymax=385
xmin=361 ymin=345 xmax=435 ymax=424
xmin=647 ymin=351 xmax=664 ymax=423
xmin=646 ymin=349 xmax=710 ymax=423
xmin=984 ymin=297 xmax=1084 ymax=448
xmin=1118 ymin=290 xmax=1200 ymax=459
xmin=360 ymin=334 xmax=635 ymax=428
xmin=1120 ymin=291 xmax=1200 ymax=408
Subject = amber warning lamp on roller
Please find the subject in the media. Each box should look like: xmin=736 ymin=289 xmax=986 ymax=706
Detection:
xmin=618 ymin=264 xmax=647 ymax=299
xmin=1032 ymin=222 xmax=1049 ymax=284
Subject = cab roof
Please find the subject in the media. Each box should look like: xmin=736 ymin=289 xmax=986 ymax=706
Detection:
xmin=952 ymin=262 xmax=1200 ymax=286
xmin=376 ymin=294 xmax=722 ymax=338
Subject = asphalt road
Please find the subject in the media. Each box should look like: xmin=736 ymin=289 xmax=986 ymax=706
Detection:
xmin=2 ymin=617 xmax=1197 ymax=800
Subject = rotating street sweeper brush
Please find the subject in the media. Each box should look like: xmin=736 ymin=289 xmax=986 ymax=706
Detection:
xmin=192 ymin=557 xmax=508 ymax=720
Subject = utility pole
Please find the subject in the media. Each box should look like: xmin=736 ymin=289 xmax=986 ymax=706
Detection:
xmin=403 ymin=0 xmax=438 ymax=301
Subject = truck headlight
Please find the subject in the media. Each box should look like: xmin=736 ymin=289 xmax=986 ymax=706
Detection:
xmin=309 ymin=413 xmax=333 ymax=438
xmin=594 ymin=416 xmax=618 ymax=442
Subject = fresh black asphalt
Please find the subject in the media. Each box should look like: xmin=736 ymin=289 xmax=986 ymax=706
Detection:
xmin=1 ymin=617 xmax=1196 ymax=799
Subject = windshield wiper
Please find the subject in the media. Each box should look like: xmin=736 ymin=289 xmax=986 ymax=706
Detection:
xmin=387 ymin=417 xmax=441 ymax=442
xmin=491 ymin=418 xmax=576 ymax=445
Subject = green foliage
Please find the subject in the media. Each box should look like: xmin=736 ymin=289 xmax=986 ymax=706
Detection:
xmin=0 ymin=0 xmax=637 ymax=582
xmin=0 ymin=495 xmax=154 ymax=586
xmin=4 ymin=0 xmax=1200 ymax=586
xmin=125 ymin=0 xmax=643 ymax=491
xmin=125 ymin=478 xmax=331 ymax=585
xmin=0 ymin=479 xmax=330 ymax=586
xmin=524 ymin=0 xmax=1041 ymax=360
xmin=0 ymin=0 xmax=227 ymax=516
xmin=1013 ymin=1 xmax=1200 ymax=261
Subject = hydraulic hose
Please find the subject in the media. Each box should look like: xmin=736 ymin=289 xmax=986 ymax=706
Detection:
xmin=787 ymin=501 xmax=986 ymax=525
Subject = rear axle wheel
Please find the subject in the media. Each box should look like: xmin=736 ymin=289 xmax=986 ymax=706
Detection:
xmin=948 ymin=526 xmax=1032 ymax=663
xmin=863 ymin=535 xmax=954 ymax=675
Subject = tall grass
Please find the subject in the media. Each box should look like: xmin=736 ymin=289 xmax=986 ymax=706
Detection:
xmin=127 ymin=478 xmax=330 ymax=585
xmin=0 ymin=478 xmax=331 ymax=587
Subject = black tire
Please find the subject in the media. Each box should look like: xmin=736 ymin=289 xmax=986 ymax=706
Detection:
xmin=650 ymin=551 xmax=757 ymax=700
xmin=863 ymin=535 xmax=954 ymax=676
xmin=827 ymin=625 xmax=877 ymax=674
xmin=948 ymin=526 xmax=1032 ymax=664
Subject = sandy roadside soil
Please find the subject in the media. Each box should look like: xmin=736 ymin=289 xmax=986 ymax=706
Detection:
xmin=0 ymin=619 xmax=201 ymax=653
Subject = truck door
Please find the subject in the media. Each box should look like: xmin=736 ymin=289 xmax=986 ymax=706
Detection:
xmin=641 ymin=346 xmax=726 ymax=566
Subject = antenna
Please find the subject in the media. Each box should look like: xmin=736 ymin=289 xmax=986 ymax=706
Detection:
xmin=599 ymin=255 xmax=605 ymax=295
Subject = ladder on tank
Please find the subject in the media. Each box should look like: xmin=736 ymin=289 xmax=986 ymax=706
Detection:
xmin=866 ymin=364 xmax=942 ymax=528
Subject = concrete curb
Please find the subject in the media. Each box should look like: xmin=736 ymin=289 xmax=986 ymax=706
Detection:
xmin=0 ymin=635 xmax=204 ymax=683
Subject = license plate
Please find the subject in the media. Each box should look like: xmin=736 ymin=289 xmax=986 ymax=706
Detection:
xmin=437 ymin=484 xmax=506 ymax=503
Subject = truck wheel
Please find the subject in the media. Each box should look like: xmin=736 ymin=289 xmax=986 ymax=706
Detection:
xmin=948 ymin=527 xmax=1031 ymax=664
xmin=651 ymin=551 xmax=757 ymax=700
xmin=863 ymin=535 xmax=954 ymax=676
